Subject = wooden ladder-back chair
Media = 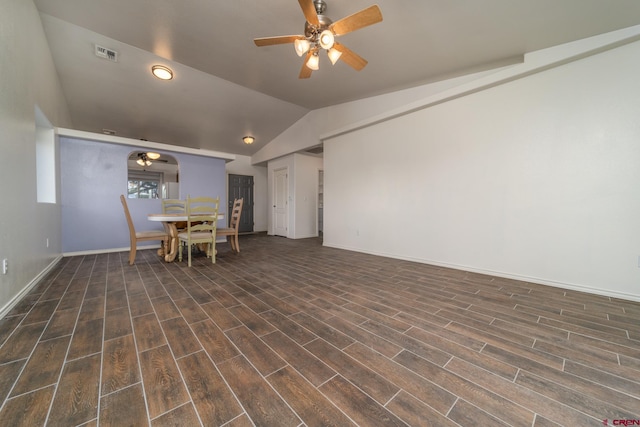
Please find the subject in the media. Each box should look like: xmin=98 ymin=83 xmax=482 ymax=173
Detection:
xmin=162 ymin=198 xmax=186 ymax=213
xmin=217 ymin=198 xmax=244 ymax=253
xmin=178 ymin=196 xmax=220 ymax=267
xmin=162 ymin=198 xmax=187 ymax=230
xmin=120 ymin=195 xmax=169 ymax=265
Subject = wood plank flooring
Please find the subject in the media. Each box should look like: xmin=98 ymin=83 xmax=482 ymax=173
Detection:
xmin=0 ymin=234 xmax=639 ymax=426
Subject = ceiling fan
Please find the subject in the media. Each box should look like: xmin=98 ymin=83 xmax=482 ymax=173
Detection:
xmin=254 ymin=0 xmax=383 ymax=78
xmin=135 ymin=152 xmax=167 ymax=166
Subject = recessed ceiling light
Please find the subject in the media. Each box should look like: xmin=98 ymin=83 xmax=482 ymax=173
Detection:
xmin=243 ymin=136 xmax=255 ymax=144
xmin=151 ymin=65 xmax=173 ymax=80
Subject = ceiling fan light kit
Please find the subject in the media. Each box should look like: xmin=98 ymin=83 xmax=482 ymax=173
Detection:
xmin=137 ymin=157 xmax=152 ymax=167
xmin=254 ymin=0 xmax=382 ymax=78
xmin=136 ymin=152 xmax=165 ymax=166
xmin=327 ymin=47 xmax=342 ymax=64
xmin=318 ymin=29 xmax=334 ymax=49
xmin=306 ymin=52 xmax=320 ymax=70
xmin=294 ymin=39 xmax=311 ymax=56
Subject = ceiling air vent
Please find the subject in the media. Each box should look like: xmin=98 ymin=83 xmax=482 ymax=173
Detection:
xmin=95 ymin=44 xmax=118 ymax=62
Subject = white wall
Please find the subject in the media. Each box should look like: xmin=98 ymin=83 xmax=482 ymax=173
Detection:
xmin=251 ymin=69 xmax=508 ymax=165
xmin=324 ymin=37 xmax=640 ymax=301
xmin=225 ymin=155 xmax=268 ymax=232
xmin=0 ymin=0 xmax=72 ymax=314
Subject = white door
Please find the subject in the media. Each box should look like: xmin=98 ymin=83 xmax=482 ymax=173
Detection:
xmin=273 ymin=168 xmax=288 ymax=237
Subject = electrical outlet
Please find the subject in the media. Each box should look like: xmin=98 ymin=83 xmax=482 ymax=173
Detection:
xmin=2 ymin=259 xmax=7 ymax=275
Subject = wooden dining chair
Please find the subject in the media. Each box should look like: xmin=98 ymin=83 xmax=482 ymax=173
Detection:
xmin=162 ymin=198 xmax=187 ymax=230
xmin=178 ymin=196 xmax=220 ymax=267
xmin=217 ymin=198 xmax=244 ymax=253
xmin=162 ymin=198 xmax=186 ymax=213
xmin=120 ymin=195 xmax=169 ymax=265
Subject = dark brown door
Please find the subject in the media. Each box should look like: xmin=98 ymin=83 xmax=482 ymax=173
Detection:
xmin=228 ymin=174 xmax=254 ymax=233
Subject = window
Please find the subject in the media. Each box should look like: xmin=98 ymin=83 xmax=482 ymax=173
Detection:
xmin=127 ymin=171 xmax=162 ymax=198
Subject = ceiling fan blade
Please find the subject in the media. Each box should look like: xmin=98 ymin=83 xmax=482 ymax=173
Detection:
xmin=298 ymin=0 xmax=320 ymax=26
xmin=254 ymin=35 xmax=303 ymax=46
xmin=333 ymin=42 xmax=368 ymax=71
xmin=299 ymin=52 xmax=313 ymax=79
xmin=330 ymin=5 xmax=383 ymax=36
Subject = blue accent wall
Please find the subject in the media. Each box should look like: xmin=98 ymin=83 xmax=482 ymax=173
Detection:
xmin=60 ymin=137 xmax=226 ymax=253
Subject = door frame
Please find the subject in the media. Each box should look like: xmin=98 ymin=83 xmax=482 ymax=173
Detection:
xmin=272 ymin=167 xmax=288 ymax=237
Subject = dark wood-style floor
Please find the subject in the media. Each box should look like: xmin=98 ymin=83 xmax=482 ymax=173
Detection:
xmin=0 ymin=234 xmax=638 ymax=426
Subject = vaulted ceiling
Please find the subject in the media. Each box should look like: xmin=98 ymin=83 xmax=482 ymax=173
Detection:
xmin=35 ymin=0 xmax=640 ymax=156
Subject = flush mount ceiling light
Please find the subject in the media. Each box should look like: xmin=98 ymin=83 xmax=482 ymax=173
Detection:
xmin=254 ymin=0 xmax=383 ymax=78
xmin=145 ymin=152 xmax=161 ymax=160
xmin=243 ymin=136 xmax=255 ymax=145
xmin=151 ymin=65 xmax=173 ymax=80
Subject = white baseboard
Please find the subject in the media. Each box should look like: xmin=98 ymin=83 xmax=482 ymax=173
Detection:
xmin=63 ymin=244 xmax=160 ymax=257
xmin=293 ymin=234 xmax=320 ymax=239
xmin=0 ymin=255 xmax=64 ymax=319
xmin=63 ymin=241 xmax=226 ymax=257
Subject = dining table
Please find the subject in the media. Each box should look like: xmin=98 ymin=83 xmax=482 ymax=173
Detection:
xmin=148 ymin=212 xmax=225 ymax=262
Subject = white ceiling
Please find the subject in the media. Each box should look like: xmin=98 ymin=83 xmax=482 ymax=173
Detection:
xmin=35 ymin=0 xmax=640 ymax=156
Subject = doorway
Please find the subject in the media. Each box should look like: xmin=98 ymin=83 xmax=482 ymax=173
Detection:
xmin=228 ymin=174 xmax=254 ymax=233
xmin=273 ymin=168 xmax=288 ymax=237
